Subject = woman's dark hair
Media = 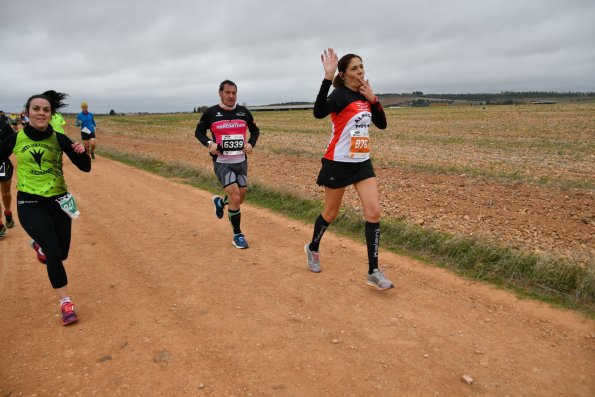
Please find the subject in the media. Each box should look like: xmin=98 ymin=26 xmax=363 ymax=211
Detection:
xmin=25 ymin=90 xmax=68 ymax=114
xmin=219 ymin=80 xmax=237 ymax=91
xmin=332 ymin=53 xmax=362 ymax=88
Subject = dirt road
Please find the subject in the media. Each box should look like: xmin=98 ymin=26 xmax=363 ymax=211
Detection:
xmin=1 ymin=157 xmax=593 ymax=396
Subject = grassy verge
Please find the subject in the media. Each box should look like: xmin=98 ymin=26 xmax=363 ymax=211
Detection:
xmin=100 ymin=147 xmax=595 ymax=317
xmin=381 ymin=159 xmax=595 ymax=190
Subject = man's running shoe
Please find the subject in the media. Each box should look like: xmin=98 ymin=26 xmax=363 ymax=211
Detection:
xmin=61 ymin=301 xmax=78 ymax=325
xmin=0 ymin=224 xmax=6 ymax=237
xmin=366 ymin=269 xmax=394 ymax=290
xmin=213 ymin=196 xmax=224 ymax=219
xmin=30 ymin=239 xmax=47 ymax=264
xmin=5 ymin=212 xmax=14 ymax=228
xmin=304 ymin=243 xmax=321 ymax=273
xmin=232 ymin=233 xmax=249 ymax=249
xmin=90 ymin=151 xmax=95 ymax=160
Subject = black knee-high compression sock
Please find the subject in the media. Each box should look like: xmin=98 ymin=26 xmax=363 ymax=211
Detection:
xmin=309 ymin=214 xmax=330 ymax=252
xmin=365 ymin=221 xmax=380 ymax=274
xmin=228 ymin=208 xmax=241 ymax=234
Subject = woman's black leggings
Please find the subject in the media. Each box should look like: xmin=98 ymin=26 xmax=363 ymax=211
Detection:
xmin=17 ymin=191 xmax=72 ymax=289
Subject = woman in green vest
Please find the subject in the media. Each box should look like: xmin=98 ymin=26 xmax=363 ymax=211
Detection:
xmin=49 ymin=103 xmax=67 ymax=134
xmin=0 ymin=91 xmax=91 ymax=325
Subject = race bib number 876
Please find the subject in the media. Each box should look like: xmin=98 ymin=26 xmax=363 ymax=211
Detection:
xmin=349 ymin=128 xmax=370 ymax=159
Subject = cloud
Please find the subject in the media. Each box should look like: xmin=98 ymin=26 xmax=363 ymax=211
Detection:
xmin=1 ymin=0 xmax=593 ymax=113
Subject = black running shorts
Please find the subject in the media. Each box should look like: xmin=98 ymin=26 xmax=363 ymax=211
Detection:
xmin=214 ymin=159 xmax=248 ymax=188
xmin=81 ymin=132 xmax=96 ymax=140
xmin=316 ymin=158 xmax=375 ymax=188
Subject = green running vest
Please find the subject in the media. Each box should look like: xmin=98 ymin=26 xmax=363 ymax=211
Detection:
xmin=13 ymin=131 xmax=67 ymax=197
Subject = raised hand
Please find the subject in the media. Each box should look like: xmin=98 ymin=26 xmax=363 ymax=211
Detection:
xmin=321 ymin=48 xmax=338 ymax=81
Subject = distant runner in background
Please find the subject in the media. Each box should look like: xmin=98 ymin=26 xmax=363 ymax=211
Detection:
xmin=194 ymin=80 xmax=260 ymax=249
xmin=75 ymin=101 xmax=97 ymax=159
xmin=0 ymin=110 xmax=16 ymax=235
xmin=47 ymin=91 xmax=67 ymax=134
xmin=8 ymin=113 xmax=19 ymax=132
xmin=304 ymin=48 xmax=394 ymax=290
xmin=0 ymin=91 xmax=91 ymax=325
xmin=19 ymin=111 xmax=29 ymax=127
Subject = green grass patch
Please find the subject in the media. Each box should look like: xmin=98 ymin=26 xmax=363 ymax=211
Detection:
xmin=99 ymin=147 xmax=595 ymax=317
xmin=381 ymin=160 xmax=595 ymax=189
xmin=262 ymin=126 xmax=324 ymax=135
xmin=392 ymin=132 xmax=595 ymax=155
xmin=96 ymin=114 xmax=194 ymax=126
xmin=264 ymin=146 xmax=320 ymax=158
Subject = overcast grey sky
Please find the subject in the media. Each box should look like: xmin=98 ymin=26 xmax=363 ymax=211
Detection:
xmin=1 ymin=0 xmax=594 ymax=113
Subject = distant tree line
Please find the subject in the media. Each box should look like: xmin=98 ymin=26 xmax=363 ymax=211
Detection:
xmin=268 ymin=101 xmax=312 ymax=106
xmin=378 ymin=91 xmax=595 ymax=102
xmin=186 ymin=91 xmax=595 ymax=113
xmin=410 ymin=99 xmax=430 ymax=107
xmin=424 ymin=91 xmax=594 ymax=101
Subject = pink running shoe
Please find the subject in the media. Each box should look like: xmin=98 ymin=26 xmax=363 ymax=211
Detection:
xmin=61 ymin=301 xmax=78 ymax=325
xmin=29 ymin=240 xmax=47 ymax=264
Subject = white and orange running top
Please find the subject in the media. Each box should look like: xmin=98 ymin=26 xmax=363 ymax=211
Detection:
xmin=313 ymin=79 xmax=386 ymax=162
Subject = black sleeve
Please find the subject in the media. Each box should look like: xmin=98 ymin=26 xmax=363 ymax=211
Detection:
xmin=194 ymin=111 xmax=211 ymax=147
xmin=0 ymin=133 xmax=16 ymax=164
xmin=57 ymin=133 xmax=91 ymax=172
xmin=371 ymin=101 xmax=387 ymax=130
xmin=0 ymin=120 xmax=15 ymax=141
xmin=246 ymin=110 xmax=260 ymax=147
xmin=313 ymin=79 xmax=337 ymax=119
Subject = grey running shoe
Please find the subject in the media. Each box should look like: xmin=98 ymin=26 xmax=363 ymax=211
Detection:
xmin=0 ymin=224 xmax=6 ymax=237
xmin=232 ymin=233 xmax=249 ymax=249
xmin=5 ymin=213 xmax=15 ymax=228
xmin=304 ymin=243 xmax=321 ymax=273
xmin=213 ymin=196 xmax=225 ymax=219
xmin=366 ymin=269 xmax=394 ymax=290
xmin=90 ymin=151 xmax=95 ymax=160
